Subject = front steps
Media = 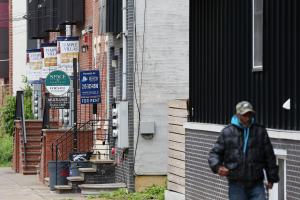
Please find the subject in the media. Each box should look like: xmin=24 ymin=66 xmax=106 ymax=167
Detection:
xmin=20 ymin=126 xmax=42 ymax=175
xmin=53 ymin=159 xmax=125 ymax=195
xmin=79 ymin=183 xmax=126 ymax=195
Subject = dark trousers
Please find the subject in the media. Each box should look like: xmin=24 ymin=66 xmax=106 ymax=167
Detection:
xmin=229 ymin=182 xmax=266 ymax=200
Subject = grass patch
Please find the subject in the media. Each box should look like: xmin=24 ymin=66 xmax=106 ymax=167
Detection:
xmin=87 ymin=185 xmax=165 ymax=200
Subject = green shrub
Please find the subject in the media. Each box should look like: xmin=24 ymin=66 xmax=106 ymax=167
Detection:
xmin=23 ymin=81 xmax=34 ymax=119
xmin=0 ymin=134 xmax=13 ymax=166
xmin=0 ymin=96 xmax=16 ymax=136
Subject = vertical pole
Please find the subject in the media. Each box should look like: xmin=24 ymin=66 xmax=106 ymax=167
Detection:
xmin=42 ymin=92 xmax=50 ymax=129
xmin=73 ymin=58 xmax=78 ymax=152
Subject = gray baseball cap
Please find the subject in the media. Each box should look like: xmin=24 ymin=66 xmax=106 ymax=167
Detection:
xmin=236 ymin=101 xmax=255 ymax=115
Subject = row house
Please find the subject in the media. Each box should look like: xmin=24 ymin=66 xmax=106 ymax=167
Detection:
xmin=11 ymin=0 xmax=189 ymax=195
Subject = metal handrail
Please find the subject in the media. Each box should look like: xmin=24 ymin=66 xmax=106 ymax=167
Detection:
xmin=53 ymin=119 xmax=110 ymax=185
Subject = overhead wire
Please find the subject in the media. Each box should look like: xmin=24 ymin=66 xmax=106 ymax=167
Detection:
xmin=133 ymin=0 xmax=147 ymax=169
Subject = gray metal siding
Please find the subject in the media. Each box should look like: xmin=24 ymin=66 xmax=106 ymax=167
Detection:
xmin=189 ymin=0 xmax=300 ymax=130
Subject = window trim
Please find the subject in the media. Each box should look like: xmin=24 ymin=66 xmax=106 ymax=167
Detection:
xmin=269 ymin=149 xmax=287 ymax=200
xmin=252 ymin=0 xmax=264 ymax=72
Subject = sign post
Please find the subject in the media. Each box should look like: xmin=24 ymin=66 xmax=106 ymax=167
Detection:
xmin=73 ymin=58 xmax=78 ymax=153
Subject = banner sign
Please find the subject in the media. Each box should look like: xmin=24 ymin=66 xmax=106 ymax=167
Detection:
xmin=45 ymin=70 xmax=71 ymax=96
xmin=80 ymin=70 xmax=101 ymax=104
xmin=26 ymin=49 xmax=42 ymax=83
xmin=41 ymin=43 xmax=57 ymax=79
xmin=48 ymin=97 xmax=70 ymax=109
xmin=57 ymin=36 xmax=79 ymax=76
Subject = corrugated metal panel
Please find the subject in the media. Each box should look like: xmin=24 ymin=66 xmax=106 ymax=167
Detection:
xmin=27 ymin=0 xmax=46 ymax=39
xmin=190 ymin=0 xmax=300 ymax=130
xmin=43 ymin=0 xmax=59 ymax=32
xmin=101 ymin=0 xmax=122 ymax=34
xmin=57 ymin=0 xmax=84 ymax=25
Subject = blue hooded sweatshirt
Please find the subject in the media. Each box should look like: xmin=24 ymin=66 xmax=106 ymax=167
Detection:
xmin=231 ymin=115 xmax=254 ymax=154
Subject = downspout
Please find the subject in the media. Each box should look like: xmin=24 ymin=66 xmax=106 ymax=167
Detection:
xmin=122 ymin=0 xmax=127 ymax=100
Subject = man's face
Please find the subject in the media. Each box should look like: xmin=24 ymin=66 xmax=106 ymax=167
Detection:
xmin=238 ymin=112 xmax=254 ymax=127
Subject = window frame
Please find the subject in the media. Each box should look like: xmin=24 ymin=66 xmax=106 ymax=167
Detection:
xmin=252 ymin=0 xmax=264 ymax=72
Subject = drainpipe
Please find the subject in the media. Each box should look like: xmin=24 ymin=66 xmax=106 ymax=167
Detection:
xmin=122 ymin=0 xmax=127 ymax=100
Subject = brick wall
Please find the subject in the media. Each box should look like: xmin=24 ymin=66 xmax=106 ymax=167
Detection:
xmin=12 ymin=121 xmax=21 ymax=172
xmin=40 ymin=129 xmax=93 ymax=182
xmin=185 ymin=127 xmax=300 ymax=200
xmin=92 ymin=0 xmax=108 ymax=135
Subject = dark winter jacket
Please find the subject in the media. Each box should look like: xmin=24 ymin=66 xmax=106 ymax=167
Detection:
xmin=208 ymin=115 xmax=279 ymax=187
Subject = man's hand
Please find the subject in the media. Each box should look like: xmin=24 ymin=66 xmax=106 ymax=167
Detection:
xmin=267 ymin=182 xmax=273 ymax=189
xmin=218 ymin=166 xmax=229 ymax=177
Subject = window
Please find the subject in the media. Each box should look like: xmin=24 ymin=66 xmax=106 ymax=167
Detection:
xmin=252 ymin=0 xmax=263 ymax=71
xmin=269 ymin=149 xmax=286 ymax=200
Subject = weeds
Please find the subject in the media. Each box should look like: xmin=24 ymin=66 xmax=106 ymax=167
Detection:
xmin=88 ymin=185 xmax=165 ymax=200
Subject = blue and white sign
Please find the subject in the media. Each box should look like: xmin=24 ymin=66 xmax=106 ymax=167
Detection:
xmin=80 ymin=70 xmax=101 ymax=104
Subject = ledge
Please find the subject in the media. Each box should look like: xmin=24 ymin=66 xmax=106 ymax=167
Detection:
xmin=41 ymin=128 xmax=69 ymax=132
xmin=184 ymin=122 xmax=300 ymax=141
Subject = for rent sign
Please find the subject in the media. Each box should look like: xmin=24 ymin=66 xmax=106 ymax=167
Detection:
xmin=80 ymin=70 xmax=101 ymax=104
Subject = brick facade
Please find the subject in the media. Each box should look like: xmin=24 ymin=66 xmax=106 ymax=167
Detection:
xmin=39 ymin=129 xmax=93 ymax=182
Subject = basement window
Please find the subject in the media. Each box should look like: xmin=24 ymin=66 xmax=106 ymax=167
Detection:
xmin=252 ymin=0 xmax=263 ymax=72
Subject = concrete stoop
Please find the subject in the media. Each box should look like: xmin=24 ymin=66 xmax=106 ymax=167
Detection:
xmin=79 ymin=183 xmax=127 ymax=195
xmin=53 ymin=159 xmax=124 ymax=195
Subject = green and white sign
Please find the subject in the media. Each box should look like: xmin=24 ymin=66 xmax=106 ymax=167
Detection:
xmin=45 ymin=70 xmax=71 ymax=96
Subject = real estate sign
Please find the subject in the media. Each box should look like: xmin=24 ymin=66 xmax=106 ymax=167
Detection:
xmin=41 ymin=43 xmax=57 ymax=79
xmin=48 ymin=97 xmax=70 ymax=109
xmin=45 ymin=70 xmax=70 ymax=96
xmin=26 ymin=49 xmax=42 ymax=83
xmin=80 ymin=70 xmax=101 ymax=104
xmin=57 ymin=36 xmax=79 ymax=76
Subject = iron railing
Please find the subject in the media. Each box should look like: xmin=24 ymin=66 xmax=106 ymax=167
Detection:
xmin=50 ymin=119 xmax=114 ymax=184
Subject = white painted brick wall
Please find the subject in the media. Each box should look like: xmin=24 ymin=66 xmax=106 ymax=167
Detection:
xmin=12 ymin=0 xmax=27 ymax=94
xmin=134 ymin=0 xmax=189 ymax=175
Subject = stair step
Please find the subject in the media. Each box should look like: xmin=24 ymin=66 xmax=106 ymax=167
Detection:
xmin=26 ymin=132 xmax=42 ymax=136
xmin=21 ymin=145 xmax=41 ymax=149
xmin=67 ymin=176 xmax=84 ymax=182
xmin=54 ymin=185 xmax=73 ymax=190
xmin=78 ymin=168 xmax=97 ymax=173
xmin=22 ymin=170 xmax=37 ymax=175
xmin=21 ymin=138 xmax=41 ymax=142
xmin=22 ymin=164 xmax=38 ymax=168
xmin=90 ymin=159 xmax=115 ymax=164
xmin=22 ymin=152 xmax=41 ymax=155
xmin=44 ymin=177 xmax=50 ymax=183
xmin=55 ymin=185 xmax=72 ymax=189
xmin=22 ymin=158 xmax=40 ymax=165
xmin=79 ymin=183 xmax=126 ymax=195
xmin=54 ymin=185 xmax=73 ymax=194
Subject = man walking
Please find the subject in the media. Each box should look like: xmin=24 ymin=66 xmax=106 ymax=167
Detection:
xmin=208 ymin=101 xmax=279 ymax=200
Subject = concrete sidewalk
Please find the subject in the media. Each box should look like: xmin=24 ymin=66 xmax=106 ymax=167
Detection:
xmin=0 ymin=167 xmax=85 ymax=200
